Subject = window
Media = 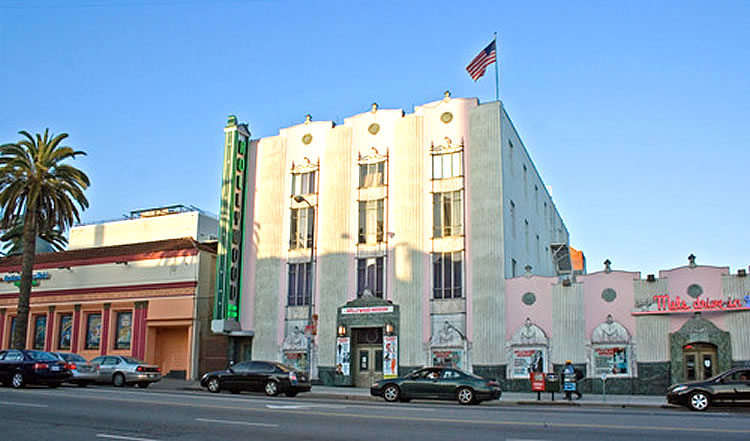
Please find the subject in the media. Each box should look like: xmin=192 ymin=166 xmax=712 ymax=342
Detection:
xmin=593 ymin=347 xmax=629 ymax=376
xmin=114 ymin=311 xmax=132 ymax=350
xmin=58 ymin=314 xmax=72 ymax=350
xmin=288 ymin=262 xmax=311 ymax=306
xmin=512 ymin=259 xmax=517 ymax=278
xmin=290 ymin=207 xmax=314 ymax=249
xmin=291 ymin=171 xmax=316 ymax=196
xmin=357 ymin=257 xmax=384 ymax=298
xmin=510 ymin=349 xmax=547 ymax=378
xmin=85 ymin=313 xmax=102 ymax=350
xmin=433 ymin=251 xmax=463 ymax=299
xmin=432 ymin=151 xmax=463 ymax=179
xmin=510 ymin=200 xmax=516 ymax=237
xmin=358 ymin=199 xmax=384 ymax=244
xmin=33 ymin=315 xmax=46 ymax=350
xmin=433 ymin=191 xmax=463 ymax=238
xmin=359 ymin=161 xmax=385 ymax=188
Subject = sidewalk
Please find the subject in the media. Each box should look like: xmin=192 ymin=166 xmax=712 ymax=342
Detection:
xmin=152 ymin=378 xmax=669 ymax=409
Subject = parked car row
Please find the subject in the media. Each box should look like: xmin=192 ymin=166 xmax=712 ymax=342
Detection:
xmin=0 ymin=350 xmax=162 ymax=389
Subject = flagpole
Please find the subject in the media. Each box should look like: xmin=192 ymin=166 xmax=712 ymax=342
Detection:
xmin=494 ymin=32 xmax=499 ymax=102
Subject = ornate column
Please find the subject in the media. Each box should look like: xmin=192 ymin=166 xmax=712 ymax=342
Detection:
xmin=45 ymin=306 xmax=55 ymax=351
xmin=71 ymin=305 xmax=81 ymax=353
xmin=100 ymin=303 xmax=111 ymax=355
xmin=0 ymin=309 xmax=5 ymax=349
xmin=133 ymin=301 xmax=148 ymax=360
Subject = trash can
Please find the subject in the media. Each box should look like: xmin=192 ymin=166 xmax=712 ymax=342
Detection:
xmin=545 ymin=373 xmax=560 ymax=392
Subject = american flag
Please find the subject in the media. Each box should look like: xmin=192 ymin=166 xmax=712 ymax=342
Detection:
xmin=466 ymin=40 xmax=497 ymax=81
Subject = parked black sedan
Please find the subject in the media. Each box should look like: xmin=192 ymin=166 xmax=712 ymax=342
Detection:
xmin=200 ymin=360 xmax=311 ymax=397
xmin=371 ymin=367 xmax=502 ymax=405
xmin=0 ymin=349 xmax=71 ymax=388
xmin=667 ymin=367 xmax=750 ymax=411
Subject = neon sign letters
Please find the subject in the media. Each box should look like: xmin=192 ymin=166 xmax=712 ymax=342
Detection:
xmin=633 ymin=293 xmax=750 ymax=315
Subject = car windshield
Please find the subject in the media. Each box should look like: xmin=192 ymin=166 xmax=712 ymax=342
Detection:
xmin=59 ymin=353 xmax=87 ymax=363
xmin=121 ymin=356 xmax=144 ymax=364
xmin=28 ymin=351 xmax=58 ymax=362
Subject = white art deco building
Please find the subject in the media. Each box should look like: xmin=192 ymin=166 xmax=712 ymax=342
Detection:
xmin=212 ymin=93 xmax=570 ymax=386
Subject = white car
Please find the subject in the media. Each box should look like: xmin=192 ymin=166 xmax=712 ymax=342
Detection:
xmin=51 ymin=352 xmax=99 ymax=387
xmin=89 ymin=355 xmax=162 ymax=388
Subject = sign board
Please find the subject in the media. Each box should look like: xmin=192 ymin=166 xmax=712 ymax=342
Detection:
xmin=632 ymin=294 xmax=750 ymax=315
xmin=383 ymin=336 xmax=398 ymax=378
xmin=341 ymin=306 xmax=394 ymax=315
xmin=336 ymin=337 xmax=351 ymax=376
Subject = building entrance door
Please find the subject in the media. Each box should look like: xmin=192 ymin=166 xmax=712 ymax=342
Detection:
xmin=683 ymin=343 xmax=717 ymax=381
xmin=352 ymin=327 xmax=383 ymax=388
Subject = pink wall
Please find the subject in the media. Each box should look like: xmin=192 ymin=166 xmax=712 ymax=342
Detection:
xmin=504 ymin=275 xmax=557 ymax=338
xmin=659 ymin=265 xmax=730 ymax=332
xmin=578 ymin=270 xmax=640 ymax=339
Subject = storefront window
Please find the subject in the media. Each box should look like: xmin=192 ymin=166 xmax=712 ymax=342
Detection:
xmin=34 ymin=315 xmax=46 ymax=349
xmin=284 ymin=352 xmax=308 ymax=372
xmin=58 ymin=314 xmax=72 ymax=349
xmin=114 ymin=311 xmax=132 ymax=350
xmin=510 ymin=348 xmax=546 ymax=378
xmin=432 ymin=350 xmax=464 ymax=370
xmin=86 ymin=313 xmax=102 ymax=350
xmin=592 ymin=346 xmax=629 ymax=376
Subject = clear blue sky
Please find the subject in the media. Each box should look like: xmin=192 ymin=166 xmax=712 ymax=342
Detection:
xmin=1 ymin=0 xmax=748 ymax=276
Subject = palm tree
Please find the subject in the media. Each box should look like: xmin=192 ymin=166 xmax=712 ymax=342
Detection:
xmin=0 ymin=130 xmax=89 ymax=349
xmin=1 ymin=220 xmax=69 ymax=256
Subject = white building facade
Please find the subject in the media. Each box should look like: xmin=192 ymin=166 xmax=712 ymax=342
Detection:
xmin=213 ymin=95 xmax=569 ymax=386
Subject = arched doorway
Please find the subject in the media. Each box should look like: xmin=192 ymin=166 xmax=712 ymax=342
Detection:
xmin=682 ymin=343 xmax=717 ymax=381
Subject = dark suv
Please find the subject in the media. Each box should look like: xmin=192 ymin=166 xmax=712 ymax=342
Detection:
xmin=667 ymin=367 xmax=750 ymax=411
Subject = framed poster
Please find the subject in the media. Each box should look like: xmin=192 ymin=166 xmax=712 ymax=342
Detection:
xmin=34 ymin=315 xmax=46 ymax=349
xmin=511 ymin=348 xmax=545 ymax=378
xmin=114 ymin=312 xmax=132 ymax=349
xmin=336 ymin=337 xmax=351 ymax=376
xmin=86 ymin=313 xmax=102 ymax=349
xmin=432 ymin=350 xmax=464 ymax=369
xmin=58 ymin=314 xmax=72 ymax=349
xmin=383 ymin=336 xmax=398 ymax=378
xmin=593 ymin=346 xmax=628 ymax=376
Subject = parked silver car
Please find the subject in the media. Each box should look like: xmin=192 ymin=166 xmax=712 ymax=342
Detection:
xmin=89 ymin=355 xmax=162 ymax=388
xmin=51 ymin=352 xmax=98 ymax=387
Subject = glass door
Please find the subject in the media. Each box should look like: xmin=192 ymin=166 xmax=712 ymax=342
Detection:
xmin=683 ymin=343 xmax=717 ymax=381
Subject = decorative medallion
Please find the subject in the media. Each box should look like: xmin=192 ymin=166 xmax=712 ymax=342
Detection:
xmin=522 ymin=292 xmax=537 ymax=306
xmin=601 ymin=288 xmax=617 ymax=303
xmin=368 ymin=123 xmax=380 ymax=135
xmin=302 ymin=134 xmax=313 ymax=145
xmin=687 ymin=284 xmax=703 ymax=299
xmin=440 ymin=112 xmax=453 ymax=124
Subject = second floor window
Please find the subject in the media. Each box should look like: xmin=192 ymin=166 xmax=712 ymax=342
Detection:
xmin=359 ymin=161 xmax=385 ymax=188
xmin=291 ymin=171 xmax=316 ymax=196
xmin=290 ymin=207 xmax=314 ymax=249
xmin=358 ymin=199 xmax=384 ymax=244
xmin=433 ymin=251 xmax=463 ymax=299
xmin=288 ymin=262 xmax=311 ymax=306
xmin=433 ymin=191 xmax=463 ymax=238
xmin=357 ymin=257 xmax=384 ymax=298
xmin=432 ymin=151 xmax=463 ymax=179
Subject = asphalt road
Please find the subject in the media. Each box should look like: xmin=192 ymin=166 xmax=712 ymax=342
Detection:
xmin=1 ymin=385 xmax=748 ymax=441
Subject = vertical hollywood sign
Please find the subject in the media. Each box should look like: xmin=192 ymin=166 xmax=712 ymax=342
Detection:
xmin=215 ymin=115 xmax=250 ymax=322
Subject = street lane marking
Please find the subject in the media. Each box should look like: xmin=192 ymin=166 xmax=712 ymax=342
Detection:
xmin=22 ymin=390 xmax=750 ymax=435
xmin=96 ymin=435 xmax=161 ymax=441
xmin=196 ymin=418 xmax=278 ymax=428
xmin=0 ymin=402 xmax=49 ymax=408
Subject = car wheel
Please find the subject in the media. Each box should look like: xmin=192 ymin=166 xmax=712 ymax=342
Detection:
xmin=137 ymin=382 xmax=150 ymax=389
xmin=11 ymin=372 xmax=25 ymax=389
xmin=206 ymin=377 xmax=222 ymax=393
xmin=457 ymin=387 xmax=475 ymax=405
xmin=383 ymin=384 xmax=400 ymax=403
xmin=112 ymin=373 xmax=126 ymax=387
xmin=688 ymin=391 xmax=710 ymax=411
xmin=264 ymin=380 xmax=280 ymax=397
xmin=284 ymin=391 xmax=298 ymax=397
